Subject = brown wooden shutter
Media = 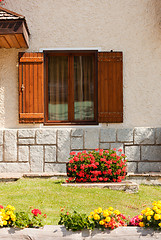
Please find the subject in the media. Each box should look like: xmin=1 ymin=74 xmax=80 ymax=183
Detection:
xmin=98 ymin=52 xmax=123 ymax=123
xmin=19 ymin=52 xmax=44 ymax=123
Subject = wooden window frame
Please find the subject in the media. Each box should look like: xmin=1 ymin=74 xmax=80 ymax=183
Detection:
xmin=44 ymin=50 xmax=98 ymax=125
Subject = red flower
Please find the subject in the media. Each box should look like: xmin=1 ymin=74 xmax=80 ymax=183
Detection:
xmin=31 ymin=209 xmax=42 ymax=216
xmin=43 ymin=214 xmax=47 ymax=218
xmin=69 ymin=159 xmax=74 ymax=163
xmin=0 ymin=205 xmax=3 ymax=209
xmin=70 ymin=151 xmax=76 ymax=155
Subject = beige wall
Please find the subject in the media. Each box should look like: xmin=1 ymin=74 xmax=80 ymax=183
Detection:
xmin=0 ymin=0 xmax=161 ymax=128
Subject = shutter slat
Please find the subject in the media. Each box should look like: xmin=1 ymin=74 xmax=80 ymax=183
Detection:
xmin=98 ymin=52 xmax=123 ymax=123
xmin=19 ymin=52 xmax=44 ymax=123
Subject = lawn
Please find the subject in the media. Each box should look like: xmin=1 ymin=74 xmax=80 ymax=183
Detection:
xmin=0 ymin=178 xmax=160 ymax=225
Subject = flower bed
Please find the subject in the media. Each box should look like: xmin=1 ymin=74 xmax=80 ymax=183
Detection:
xmin=67 ymin=149 xmax=127 ymax=183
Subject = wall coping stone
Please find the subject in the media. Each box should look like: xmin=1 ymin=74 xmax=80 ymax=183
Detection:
xmin=0 ymin=226 xmax=160 ymax=240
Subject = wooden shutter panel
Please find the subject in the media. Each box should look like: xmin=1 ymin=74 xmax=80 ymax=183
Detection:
xmin=19 ymin=52 xmax=44 ymax=123
xmin=98 ymin=52 xmax=123 ymax=123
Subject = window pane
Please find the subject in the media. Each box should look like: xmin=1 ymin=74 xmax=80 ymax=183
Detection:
xmin=74 ymin=56 xmax=94 ymax=120
xmin=48 ymin=56 xmax=68 ymax=121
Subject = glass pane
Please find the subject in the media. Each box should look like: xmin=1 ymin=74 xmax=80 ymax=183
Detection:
xmin=74 ymin=56 xmax=94 ymax=120
xmin=48 ymin=56 xmax=68 ymax=121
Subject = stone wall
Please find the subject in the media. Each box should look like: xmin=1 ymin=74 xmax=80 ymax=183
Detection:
xmin=0 ymin=127 xmax=161 ymax=173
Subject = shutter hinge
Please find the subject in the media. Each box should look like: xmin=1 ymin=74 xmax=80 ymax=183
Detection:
xmin=21 ymin=84 xmax=25 ymax=92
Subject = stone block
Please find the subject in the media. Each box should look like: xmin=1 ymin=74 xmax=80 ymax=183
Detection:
xmin=57 ymin=130 xmax=71 ymax=162
xmin=141 ymin=146 xmax=161 ymax=161
xmin=125 ymin=146 xmax=140 ymax=161
xmin=99 ymin=143 xmax=110 ymax=149
xmin=117 ymin=128 xmax=133 ymax=142
xmin=0 ymin=130 xmax=3 ymax=145
xmin=18 ymin=146 xmax=29 ymax=162
xmin=84 ymin=129 xmax=99 ymax=149
xmin=45 ymin=146 xmax=56 ymax=162
xmin=134 ymin=128 xmax=155 ymax=144
xmin=138 ymin=162 xmax=161 ymax=173
xmin=127 ymin=162 xmax=137 ymax=172
xmin=18 ymin=138 xmax=35 ymax=145
xmin=100 ymin=129 xmax=116 ymax=142
xmin=71 ymin=129 xmax=83 ymax=137
xmin=45 ymin=163 xmax=66 ymax=173
xmin=71 ymin=137 xmax=83 ymax=150
xmin=36 ymin=129 xmax=56 ymax=144
xmin=4 ymin=130 xmax=17 ymax=162
xmin=156 ymin=128 xmax=161 ymax=144
xmin=30 ymin=146 xmax=44 ymax=172
xmin=110 ymin=143 xmax=124 ymax=153
xmin=0 ymin=163 xmax=30 ymax=173
xmin=0 ymin=146 xmax=3 ymax=161
xmin=18 ymin=129 xmax=35 ymax=138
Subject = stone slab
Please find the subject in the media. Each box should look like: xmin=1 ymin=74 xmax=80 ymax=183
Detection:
xmin=71 ymin=137 xmax=83 ymax=150
xmin=0 ymin=130 xmax=3 ymax=145
xmin=18 ymin=146 xmax=29 ymax=162
xmin=45 ymin=146 xmax=56 ymax=162
xmin=141 ymin=146 xmax=161 ymax=161
xmin=99 ymin=143 xmax=110 ymax=149
xmin=18 ymin=138 xmax=35 ymax=145
xmin=155 ymin=128 xmax=161 ymax=144
xmin=0 ymin=226 xmax=160 ymax=240
xmin=36 ymin=129 xmax=56 ymax=145
xmin=57 ymin=130 xmax=71 ymax=162
xmin=100 ymin=128 xmax=116 ymax=142
xmin=18 ymin=129 xmax=35 ymax=138
xmin=30 ymin=146 xmax=44 ymax=172
xmin=134 ymin=128 xmax=155 ymax=144
xmin=45 ymin=163 xmax=66 ymax=173
xmin=84 ymin=129 xmax=99 ymax=149
xmin=71 ymin=129 xmax=83 ymax=137
xmin=4 ymin=130 xmax=17 ymax=162
xmin=0 ymin=163 xmax=30 ymax=173
xmin=138 ymin=162 xmax=161 ymax=173
xmin=0 ymin=146 xmax=3 ymax=162
xmin=117 ymin=128 xmax=133 ymax=142
xmin=62 ymin=181 xmax=139 ymax=193
xmin=125 ymin=146 xmax=140 ymax=161
xmin=127 ymin=162 xmax=137 ymax=172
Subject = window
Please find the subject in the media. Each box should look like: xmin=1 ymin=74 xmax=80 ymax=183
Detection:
xmin=45 ymin=51 xmax=97 ymax=124
xmin=18 ymin=51 xmax=123 ymax=124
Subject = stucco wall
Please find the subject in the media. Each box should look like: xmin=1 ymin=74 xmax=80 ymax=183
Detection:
xmin=0 ymin=0 xmax=161 ymax=128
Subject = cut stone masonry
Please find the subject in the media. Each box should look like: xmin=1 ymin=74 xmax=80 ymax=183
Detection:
xmin=0 ymin=127 xmax=160 ymax=173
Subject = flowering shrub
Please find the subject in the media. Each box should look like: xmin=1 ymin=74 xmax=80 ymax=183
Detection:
xmin=0 ymin=205 xmax=16 ymax=227
xmin=138 ymin=201 xmax=161 ymax=230
xmin=58 ymin=207 xmax=128 ymax=231
xmin=58 ymin=210 xmax=91 ymax=231
xmin=67 ymin=149 xmax=127 ymax=183
xmin=88 ymin=207 xmax=128 ymax=230
xmin=14 ymin=207 xmax=47 ymax=228
xmin=129 ymin=215 xmax=142 ymax=226
xmin=0 ymin=205 xmax=46 ymax=228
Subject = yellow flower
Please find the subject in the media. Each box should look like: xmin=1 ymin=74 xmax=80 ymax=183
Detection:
xmin=141 ymin=210 xmax=146 ymax=214
xmin=94 ymin=209 xmax=98 ymax=213
xmin=4 ymin=215 xmax=9 ymax=220
xmin=113 ymin=210 xmax=121 ymax=215
xmin=103 ymin=210 xmax=109 ymax=217
xmin=154 ymin=214 xmax=160 ymax=220
xmin=138 ymin=215 xmax=143 ymax=220
xmin=108 ymin=207 xmax=113 ymax=211
xmin=153 ymin=206 xmax=157 ymax=211
xmin=139 ymin=222 xmax=145 ymax=227
xmin=105 ymin=217 xmax=111 ymax=222
xmin=158 ymin=223 xmax=161 ymax=227
xmin=97 ymin=207 xmax=102 ymax=213
xmin=94 ymin=214 xmax=100 ymax=221
xmin=6 ymin=211 xmax=12 ymax=216
xmin=147 ymin=216 xmax=151 ymax=221
xmin=3 ymin=220 xmax=7 ymax=226
xmin=90 ymin=212 xmax=94 ymax=215
xmin=108 ymin=211 xmax=113 ymax=215
xmin=156 ymin=209 xmax=161 ymax=214
xmin=99 ymin=220 xmax=105 ymax=225
xmin=88 ymin=215 xmax=92 ymax=219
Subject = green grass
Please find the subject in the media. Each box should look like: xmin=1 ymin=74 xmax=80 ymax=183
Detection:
xmin=0 ymin=178 xmax=160 ymax=225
